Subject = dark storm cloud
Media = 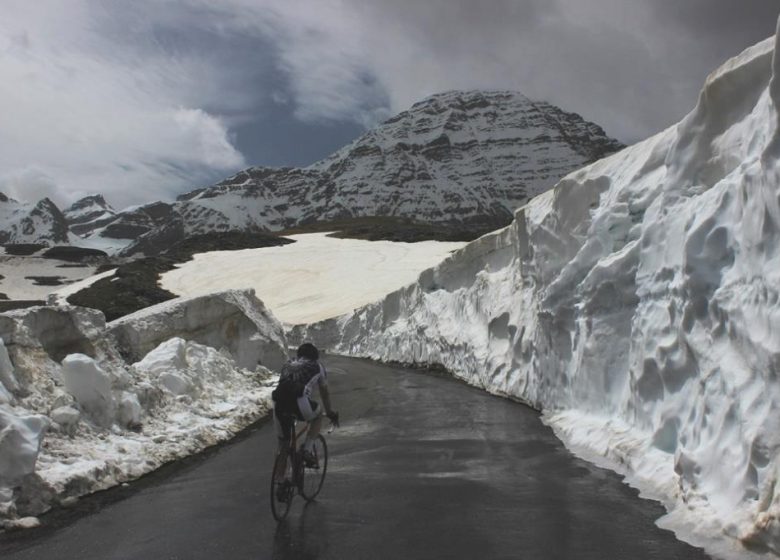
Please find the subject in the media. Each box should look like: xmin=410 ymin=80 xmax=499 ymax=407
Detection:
xmin=643 ymin=0 xmax=780 ymax=85
xmin=322 ymin=0 xmax=779 ymax=141
xmin=364 ymin=0 xmax=558 ymax=45
xmin=651 ymin=0 xmax=778 ymax=40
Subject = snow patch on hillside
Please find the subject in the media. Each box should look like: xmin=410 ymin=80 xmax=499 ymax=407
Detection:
xmin=160 ymin=233 xmax=466 ymax=324
xmin=0 ymin=290 xmax=284 ymax=528
xmin=295 ymin=26 xmax=780 ymax=558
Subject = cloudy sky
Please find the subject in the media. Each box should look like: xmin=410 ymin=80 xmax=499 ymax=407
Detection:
xmin=1 ymin=0 xmax=777 ymax=209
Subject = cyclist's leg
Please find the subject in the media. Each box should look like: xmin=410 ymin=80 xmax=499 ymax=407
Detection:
xmin=272 ymin=404 xmax=293 ymax=480
xmin=296 ymin=396 xmax=322 ymax=452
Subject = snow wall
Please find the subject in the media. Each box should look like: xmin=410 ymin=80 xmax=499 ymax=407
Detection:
xmin=0 ymin=289 xmax=285 ymax=528
xmin=295 ymin=24 xmax=780 ymax=558
xmin=107 ymin=290 xmax=287 ymax=371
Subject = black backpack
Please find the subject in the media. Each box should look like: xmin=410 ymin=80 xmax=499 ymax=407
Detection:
xmin=272 ymin=379 xmax=302 ymax=407
xmin=271 ymin=359 xmax=319 ymax=406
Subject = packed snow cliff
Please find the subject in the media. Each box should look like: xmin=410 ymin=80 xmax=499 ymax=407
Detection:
xmin=296 ymin=22 xmax=780 ymax=558
xmin=0 ymin=290 xmax=284 ymax=529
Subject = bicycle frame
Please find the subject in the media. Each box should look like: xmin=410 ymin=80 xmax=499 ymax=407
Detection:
xmin=274 ymin=420 xmax=310 ymax=488
xmin=271 ymin=416 xmax=335 ymax=520
xmin=291 ymin=421 xmax=309 ymax=451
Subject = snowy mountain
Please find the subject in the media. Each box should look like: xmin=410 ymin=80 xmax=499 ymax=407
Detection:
xmin=0 ymin=193 xmax=71 ymax=246
xmin=297 ymin=23 xmax=780 ymax=557
xmin=78 ymin=91 xmax=622 ymax=255
xmin=63 ymin=195 xmax=117 ymax=236
xmin=182 ymin=91 xmax=622 ymax=232
xmin=71 ymin=200 xmax=178 ymax=254
xmin=309 ymin=90 xmax=622 ymax=222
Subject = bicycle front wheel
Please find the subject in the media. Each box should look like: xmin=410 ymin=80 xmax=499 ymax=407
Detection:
xmin=270 ymin=451 xmax=294 ymax=521
xmin=300 ymin=435 xmax=328 ymax=502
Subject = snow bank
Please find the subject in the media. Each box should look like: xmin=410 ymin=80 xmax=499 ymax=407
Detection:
xmin=0 ymin=340 xmax=19 ymax=403
xmin=0 ymin=407 xmax=47 ymax=518
xmin=0 ymin=289 xmax=284 ymax=528
xmin=107 ymin=289 xmax=287 ymax=371
xmin=61 ymin=355 xmax=116 ymax=428
xmin=297 ymin=25 xmax=780 ymax=558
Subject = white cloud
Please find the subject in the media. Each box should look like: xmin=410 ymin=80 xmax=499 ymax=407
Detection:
xmin=0 ymin=0 xmax=246 ymax=208
xmin=0 ymin=167 xmax=64 ymax=206
xmin=172 ymin=108 xmax=245 ymax=170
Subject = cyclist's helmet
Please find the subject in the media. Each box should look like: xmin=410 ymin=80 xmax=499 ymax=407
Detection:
xmin=297 ymin=343 xmax=319 ymax=361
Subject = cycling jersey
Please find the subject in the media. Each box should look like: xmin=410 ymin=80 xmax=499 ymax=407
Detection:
xmin=272 ymin=358 xmax=328 ymax=441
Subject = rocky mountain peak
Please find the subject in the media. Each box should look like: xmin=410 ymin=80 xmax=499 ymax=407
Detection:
xmin=0 ymin=195 xmax=70 ymax=246
xmin=64 ymin=194 xmax=117 ymax=236
xmin=302 ymin=89 xmax=624 ymax=228
xmin=66 ymin=194 xmax=112 ymax=213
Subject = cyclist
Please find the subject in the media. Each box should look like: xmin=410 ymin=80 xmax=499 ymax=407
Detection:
xmin=272 ymin=343 xmax=338 ymax=495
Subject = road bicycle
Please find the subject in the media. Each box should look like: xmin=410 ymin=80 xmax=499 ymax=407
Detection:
xmin=270 ymin=415 xmax=337 ymax=521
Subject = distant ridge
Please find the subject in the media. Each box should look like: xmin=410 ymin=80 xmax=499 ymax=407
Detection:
xmin=61 ymin=91 xmax=624 ymax=254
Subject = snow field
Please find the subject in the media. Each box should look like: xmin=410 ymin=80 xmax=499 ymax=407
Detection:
xmin=0 ymin=290 xmax=285 ymax=528
xmin=160 ymin=232 xmax=466 ymax=325
xmin=296 ymin=23 xmax=780 ymax=558
xmin=0 ymin=255 xmax=105 ymax=301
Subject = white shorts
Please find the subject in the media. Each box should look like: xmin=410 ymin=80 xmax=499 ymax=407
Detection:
xmin=273 ymin=396 xmax=321 ymax=440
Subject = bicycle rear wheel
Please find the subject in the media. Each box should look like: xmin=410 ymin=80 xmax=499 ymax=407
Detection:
xmin=300 ymin=435 xmax=328 ymax=502
xmin=270 ymin=451 xmax=294 ymax=521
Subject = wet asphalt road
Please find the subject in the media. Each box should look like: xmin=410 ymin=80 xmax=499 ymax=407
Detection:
xmin=0 ymin=356 xmax=710 ymax=560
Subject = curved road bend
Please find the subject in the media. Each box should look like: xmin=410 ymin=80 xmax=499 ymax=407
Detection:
xmin=1 ymin=356 xmax=710 ymax=560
